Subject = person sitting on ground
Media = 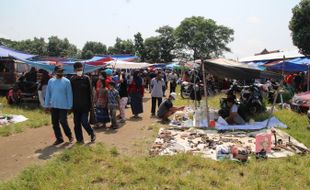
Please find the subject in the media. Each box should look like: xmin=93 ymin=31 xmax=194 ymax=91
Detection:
xmin=157 ymin=92 xmax=184 ymax=122
xmin=225 ymin=97 xmax=245 ymax=125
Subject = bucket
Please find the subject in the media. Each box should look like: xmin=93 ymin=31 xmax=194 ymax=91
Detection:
xmin=209 ymin=120 xmax=215 ymax=128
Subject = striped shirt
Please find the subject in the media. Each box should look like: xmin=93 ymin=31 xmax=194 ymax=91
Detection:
xmin=108 ymin=89 xmax=120 ymax=108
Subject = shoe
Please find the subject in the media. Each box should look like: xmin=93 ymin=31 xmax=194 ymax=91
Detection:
xmin=110 ymin=125 xmax=118 ymax=129
xmin=119 ymin=119 xmax=126 ymax=123
xmin=76 ymin=141 xmax=85 ymax=145
xmin=91 ymin=133 xmax=96 ymax=142
xmin=53 ymin=139 xmax=64 ymax=146
xmin=69 ymin=137 xmax=74 ymax=144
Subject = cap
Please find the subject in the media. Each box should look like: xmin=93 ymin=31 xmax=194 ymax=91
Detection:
xmin=170 ymin=92 xmax=177 ymax=100
xmin=105 ymin=69 xmax=113 ymax=75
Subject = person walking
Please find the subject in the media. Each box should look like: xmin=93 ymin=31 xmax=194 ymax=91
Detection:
xmin=150 ymin=72 xmax=165 ymax=117
xmin=94 ymin=73 xmax=110 ymax=128
xmin=44 ymin=66 xmax=73 ymax=145
xmin=169 ymin=71 xmax=178 ymax=93
xmin=118 ymin=72 xmax=128 ymax=123
xmin=107 ymin=81 xmax=120 ymax=129
xmin=128 ymin=70 xmax=144 ymax=118
xmin=70 ymin=62 xmax=96 ymax=144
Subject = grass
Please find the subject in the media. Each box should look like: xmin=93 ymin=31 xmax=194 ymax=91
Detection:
xmin=1 ymin=144 xmax=310 ymax=190
xmin=1 ymin=93 xmax=310 ymax=189
xmin=0 ymin=97 xmax=50 ymax=137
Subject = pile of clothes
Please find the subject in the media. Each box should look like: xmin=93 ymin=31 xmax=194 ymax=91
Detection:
xmin=0 ymin=115 xmax=28 ymax=126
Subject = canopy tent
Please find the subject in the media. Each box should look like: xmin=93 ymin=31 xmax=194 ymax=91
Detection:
xmin=204 ymin=58 xmax=282 ymax=80
xmin=165 ymin=62 xmax=180 ymax=70
xmin=266 ymin=57 xmax=310 ymax=72
xmin=0 ymin=45 xmax=36 ymax=60
xmin=11 ymin=56 xmax=106 ymax=74
xmin=106 ymin=60 xmax=151 ymax=69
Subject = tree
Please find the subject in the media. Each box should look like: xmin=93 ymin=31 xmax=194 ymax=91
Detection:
xmin=47 ymin=36 xmax=77 ymax=57
xmin=81 ymin=41 xmax=107 ymax=59
xmin=144 ymin=36 xmax=161 ymax=63
xmin=108 ymin=37 xmax=135 ymax=54
xmin=289 ymin=0 xmax=310 ymax=55
xmin=156 ymin=25 xmax=176 ymax=62
xmin=175 ymin=16 xmax=234 ymax=60
xmin=134 ymin=32 xmax=146 ymax=61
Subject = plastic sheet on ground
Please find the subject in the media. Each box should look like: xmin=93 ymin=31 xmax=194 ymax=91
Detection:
xmin=150 ymin=128 xmax=309 ymax=161
xmin=0 ymin=115 xmax=28 ymax=126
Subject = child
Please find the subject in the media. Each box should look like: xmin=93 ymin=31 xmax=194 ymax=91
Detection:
xmin=108 ymin=81 xmax=120 ymax=129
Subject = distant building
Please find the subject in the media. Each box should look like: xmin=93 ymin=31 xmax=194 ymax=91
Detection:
xmin=254 ymin=49 xmax=280 ymax=56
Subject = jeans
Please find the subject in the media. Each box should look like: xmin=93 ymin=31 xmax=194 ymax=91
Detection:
xmin=73 ymin=111 xmax=94 ymax=142
xmin=151 ymin=97 xmax=162 ymax=114
xmin=51 ymin=108 xmax=72 ymax=141
xmin=108 ymin=105 xmax=118 ymax=127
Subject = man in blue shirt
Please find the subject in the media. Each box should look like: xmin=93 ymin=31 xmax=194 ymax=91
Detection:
xmin=45 ymin=66 xmax=73 ymax=145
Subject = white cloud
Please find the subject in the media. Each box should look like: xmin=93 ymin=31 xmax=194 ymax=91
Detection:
xmin=246 ymin=16 xmax=262 ymax=24
xmin=0 ymin=33 xmax=10 ymax=39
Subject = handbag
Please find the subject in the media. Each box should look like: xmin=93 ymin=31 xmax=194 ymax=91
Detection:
xmin=95 ymin=107 xmax=110 ymax=123
xmin=89 ymin=108 xmax=97 ymax=125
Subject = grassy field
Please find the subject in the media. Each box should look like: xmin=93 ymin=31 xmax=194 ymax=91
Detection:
xmin=1 ymin=93 xmax=310 ymax=189
xmin=0 ymin=97 xmax=50 ymax=137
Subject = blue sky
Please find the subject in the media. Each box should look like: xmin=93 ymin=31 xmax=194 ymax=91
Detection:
xmin=0 ymin=0 xmax=300 ymax=59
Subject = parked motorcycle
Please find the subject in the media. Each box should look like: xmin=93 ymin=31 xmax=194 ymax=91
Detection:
xmin=180 ymin=81 xmax=205 ymax=99
xmin=6 ymin=79 xmax=39 ymax=105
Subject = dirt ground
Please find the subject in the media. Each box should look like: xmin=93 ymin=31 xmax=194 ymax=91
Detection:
xmin=0 ymin=93 xmax=167 ymax=181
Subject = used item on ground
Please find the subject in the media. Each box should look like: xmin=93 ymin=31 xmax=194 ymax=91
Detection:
xmin=0 ymin=114 xmax=28 ymax=126
xmin=150 ymin=128 xmax=309 ymax=162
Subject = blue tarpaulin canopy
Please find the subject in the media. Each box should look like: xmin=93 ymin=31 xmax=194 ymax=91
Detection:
xmin=11 ymin=56 xmax=106 ymax=74
xmin=267 ymin=57 xmax=310 ymax=72
xmin=0 ymin=45 xmax=36 ymax=59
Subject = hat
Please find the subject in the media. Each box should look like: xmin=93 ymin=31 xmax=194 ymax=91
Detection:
xmin=54 ymin=65 xmax=64 ymax=73
xmin=170 ymin=92 xmax=177 ymax=100
xmin=105 ymin=69 xmax=113 ymax=75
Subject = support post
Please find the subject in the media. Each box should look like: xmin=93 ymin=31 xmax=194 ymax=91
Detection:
xmin=201 ymin=59 xmax=210 ymax=127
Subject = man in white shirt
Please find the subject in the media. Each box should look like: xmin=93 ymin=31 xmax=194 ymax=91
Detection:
xmin=150 ymin=72 xmax=165 ymax=116
xmin=226 ymin=97 xmax=245 ymax=125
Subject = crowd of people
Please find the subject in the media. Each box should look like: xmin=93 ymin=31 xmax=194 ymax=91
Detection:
xmin=38 ymin=63 xmax=184 ymax=145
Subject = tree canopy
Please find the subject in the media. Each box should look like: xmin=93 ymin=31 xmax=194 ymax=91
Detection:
xmin=289 ymin=0 xmax=310 ymax=55
xmin=175 ymin=16 xmax=234 ymax=60
xmin=81 ymin=41 xmax=107 ymax=59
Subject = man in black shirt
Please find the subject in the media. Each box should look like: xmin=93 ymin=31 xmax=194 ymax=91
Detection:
xmin=70 ymin=62 xmax=96 ymax=144
xmin=157 ymin=92 xmax=184 ymax=121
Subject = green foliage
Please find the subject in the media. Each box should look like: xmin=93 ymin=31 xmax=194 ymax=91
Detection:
xmin=108 ymin=37 xmax=135 ymax=55
xmin=47 ymin=36 xmax=77 ymax=57
xmin=156 ymin=25 xmax=176 ymax=62
xmin=175 ymin=16 xmax=234 ymax=59
xmin=81 ymin=41 xmax=107 ymax=59
xmin=144 ymin=36 xmax=161 ymax=63
xmin=289 ymin=0 xmax=310 ymax=55
xmin=134 ymin=32 xmax=146 ymax=61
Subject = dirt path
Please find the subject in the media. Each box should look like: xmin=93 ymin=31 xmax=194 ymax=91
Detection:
xmin=0 ymin=93 xmax=166 ymax=181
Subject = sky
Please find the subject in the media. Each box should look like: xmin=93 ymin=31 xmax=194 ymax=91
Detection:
xmin=0 ymin=0 xmax=301 ymax=59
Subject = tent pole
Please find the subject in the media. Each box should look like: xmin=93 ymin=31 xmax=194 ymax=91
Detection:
xmin=265 ymin=80 xmax=282 ymax=129
xmin=201 ymin=59 xmax=210 ymax=127
xmin=307 ymin=64 xmax=309 ymax=91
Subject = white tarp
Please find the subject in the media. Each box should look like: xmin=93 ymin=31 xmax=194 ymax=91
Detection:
xmin=106 ymin=60 xmax=151 ymax=69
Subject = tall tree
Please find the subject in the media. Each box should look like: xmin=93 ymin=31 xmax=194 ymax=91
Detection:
xmin=109 ymin=37 xmax=135 ymax=54
xmin=175 ymin=16 xmax=234 ymax=60
xmin=144 ymin=36 xmax=161 ymax=63
xmin=156 ymin=25 xmax=176 ymax=62
xmin=81 ymin=41 xmax=107 ymax=59
xmin=134 ymin=32 xmax=146 ymax=61
xmin=47 ymin=36 xmax=77 ymax=57
xmin=289 ymin=0 xmax=310 ymax=55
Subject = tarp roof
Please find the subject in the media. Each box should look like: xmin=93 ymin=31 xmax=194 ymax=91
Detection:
xmin=12 ymin=56 xmax=105 ymax=74
xmin=204 ymin=58 xmax=282 ymax=80
xmin=106 ymin=60 xmax=151 ymax=69
xmin=266 ymin=57 xmax=310 ymax=72
xmin=239 ymin=50 xmax=304 ymax=62
xmin=0 ymin=45 xmax=36 ymax=60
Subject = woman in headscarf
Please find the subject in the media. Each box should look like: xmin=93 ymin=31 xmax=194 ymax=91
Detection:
xmin=128 ymin=70 xmax=144 ymax=118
